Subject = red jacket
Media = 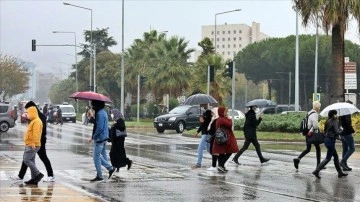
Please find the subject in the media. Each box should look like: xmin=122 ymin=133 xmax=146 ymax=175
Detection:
xmin=212 ymin=107 xmax=239 ymax=154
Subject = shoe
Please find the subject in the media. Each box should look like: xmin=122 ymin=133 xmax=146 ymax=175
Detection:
xmin=340 ymin=162 xmax=352 ymax=171
xmin=261 ymin=158 xmax=270 ymax=164
xmin=24 ymin=179 xmax=38 ymax=185
xmin=344 ymin=166 xmax=352 ymax=171
xmin=217 ymin=166 xmax=227 ymax=173
xmin=206 ymin=167 xmax=217 ymax=171
xmin=116 ymin=168 xmax=120 ymax=172
xmin=33 ymin=173 xmax=44 ymax=183
xmin=43 ymin=176 xmax=55 ymax=182
xmin=127 ymin=160 xmax=133 ymax=170
xmin=293 ymin=158 xmax=300 ymax=169
xmin=90 ymin=176 xmax=103 ymax=182
xmin=10 ymin=175 xmax=23 ymax=182
xmin=108 ymin=168 xmax=116 ymax=179
xmin=232 ymin=158 xmax=240 ymax=165
xmin=312 ymin=171 xmax=321 ymax=179
xmin=191 ymin=164 xmax=201 ymax=169
xmin=338 ymin=173 xmax=348 ymax=178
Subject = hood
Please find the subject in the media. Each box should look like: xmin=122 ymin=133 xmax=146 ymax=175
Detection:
xmin=218 ymin=106 xmax=227 ymax=117
xmin=27 ymin=106 xmax=39 ymax=121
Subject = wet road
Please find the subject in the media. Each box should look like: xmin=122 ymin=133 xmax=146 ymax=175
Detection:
xmin=1 ymin=122 xmax=360 ymax=201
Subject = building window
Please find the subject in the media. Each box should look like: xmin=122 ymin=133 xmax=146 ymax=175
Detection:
xmin=217 ymin=31 xmax=219 ymax=34
xmin=239 ymin=30 xmax=242 ymax=33
xmin=211 ymin=31 xmax=214 ymax=35
xmin=239 ymin=44 xmax=242 ymax=48
xmin=217 ymin=45 xmax=219 ymax=48
xmin=228 ymin=30 xmax=231 ymax=34
xmin=222 ymin=52 xmax=225 ymax=55
xmin=234 ymin=30 xmax=236 ymax=34
xmin=228 ymin=37 xmax=231 ymax=41
xmin=233 ymin=44 xmax=236 ymax=48
xmin=222 ymin=45 xmax=225 ymax=48
xmin=222 ymin=31 xmax=225 ymax=34
xmin=217 ymin=38 xmax=219 ymax=41
xmin=228 ymin=44 xmax=230 ymax=48
xmin=233 ymin=51 xmax=236 ymax=55
xmin=233 ymin=37 xmax=236 ymax=41
xmin=222 ymin=38 xmax=225 ymax=41
xmin=211 ymin=38 xmax=214 ymax=42
xmin=239 ymin=37 xmax=242 ymax=40
xmin=228 ymin=51 xmax=230 ymax=55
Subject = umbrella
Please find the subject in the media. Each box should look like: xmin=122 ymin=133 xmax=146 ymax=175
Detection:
xmin=245 ymin=99 xmax=277 ymax=107
xmin=69 ymin=91 xmax=112 ymax=103
xmin=320 ymin=102 xmax=360 ymax=117
xmin=183 ymin=93 xmax=218 ymax=105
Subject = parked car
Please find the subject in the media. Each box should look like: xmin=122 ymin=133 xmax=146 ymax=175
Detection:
xmin=228 ymin=109 xmax=245 ymax=120
xmin=54 ymin=103 xmax=76 ymax=123
xmin=257 ymin=104 xmax=301 ymax=114
xmin=0 ymin=102 xmax=16 ymax=132
xmin=154 ymin=105 xmax=201 ymax=133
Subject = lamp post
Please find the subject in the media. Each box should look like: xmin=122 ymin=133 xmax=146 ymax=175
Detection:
xmin=63 ymin=2 xmax=93 ymax=91
xmin=214 ymin=9 xmax=241 ymax=53
xmin=121 ymin=0 xmax=125 ymax=114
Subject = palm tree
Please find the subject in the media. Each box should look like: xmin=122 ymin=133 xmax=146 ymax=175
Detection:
xmin=293 ymin=0 xmax=360 ymax=103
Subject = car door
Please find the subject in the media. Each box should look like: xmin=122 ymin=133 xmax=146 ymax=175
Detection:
xmin=186 ymin=106 xmax=201 ymax=128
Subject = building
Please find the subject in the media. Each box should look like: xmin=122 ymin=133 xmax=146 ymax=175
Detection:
xmin=201 ymin=22 xmax=269 ymax=60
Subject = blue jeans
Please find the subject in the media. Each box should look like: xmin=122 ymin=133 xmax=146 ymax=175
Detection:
xmin=93 ymin=142 xmax=113 ymax=178
xmin=324 ymin=138 xmax=338 ymax=161
xmin=341 ymin=134 xmax=355 ymax=164
xmin=196 ymin=134 xmax=210 ymax=166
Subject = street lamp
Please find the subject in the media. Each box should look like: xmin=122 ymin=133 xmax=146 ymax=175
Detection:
xmin=121 ymin=0 xmax=125 ymax=114
xmin=63 ymin=2 xmax=93 ymax=92
xmin=214 ymin=9 xmax=241 ymax=53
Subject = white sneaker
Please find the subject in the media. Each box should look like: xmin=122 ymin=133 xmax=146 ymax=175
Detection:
xmin=43 ymin=176 xmax=55 ymax=182
xmin=10 ymin=176 xmax=23 ymax=182
xmin=207 ymin=167 xmax=217 ymax=171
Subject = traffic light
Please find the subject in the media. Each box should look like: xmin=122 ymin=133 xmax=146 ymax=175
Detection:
xmin=140 ymin=76 xmax=147 ymax=86
xmin=317 ymin=85 xmax=322 ymax=93
xmin=32 ymin=39 xmax=36 ymax=51
xmin=225 ymin=61 xmax=233 ymax=78
xmin=209 ymin=65 xmax=215 ymax=82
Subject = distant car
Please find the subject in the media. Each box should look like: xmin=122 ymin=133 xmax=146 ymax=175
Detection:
xmin=257 ymin=104 xmax=302 ymax=115
xmin=227 ymin=109 xmax=245 ymax=120
xmin=0 ymin=102 xmax=16 ymax=132
xmin=54 ymin=103 xmax=76 ymax=123
xmin=281 ymin=111 xmax=307 ymax=115
xmin=154 ymin=105 xmax=202 ymax=133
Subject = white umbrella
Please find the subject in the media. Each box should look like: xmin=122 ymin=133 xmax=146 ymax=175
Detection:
xmin=320 ymin=102 xmax=360 ymax=117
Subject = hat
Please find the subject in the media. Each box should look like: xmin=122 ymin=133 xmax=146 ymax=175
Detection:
xmin=25 ymin=101 xmax=37 ymax=109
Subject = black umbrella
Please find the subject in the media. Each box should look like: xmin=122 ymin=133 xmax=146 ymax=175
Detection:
xmin=183 ymin=93 xmax=218 ymax=105
xmin=245 ymin=99 xmax=276 ymax=107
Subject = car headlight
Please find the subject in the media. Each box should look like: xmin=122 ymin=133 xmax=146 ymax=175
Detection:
xmin=168 ymin=117 xmax=176 ymax=121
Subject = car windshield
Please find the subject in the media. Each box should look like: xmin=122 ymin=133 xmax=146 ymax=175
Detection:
xmin=168 ymin=106 xmax=190 ymax=114
xmin=228 ymin=110 xmax=238 ymax=116
xmin=61 ymin=106 xmax=75 ymax=113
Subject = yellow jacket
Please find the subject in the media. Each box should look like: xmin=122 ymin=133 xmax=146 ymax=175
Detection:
xmin=24 ymin=106 xmax=42 ymax=147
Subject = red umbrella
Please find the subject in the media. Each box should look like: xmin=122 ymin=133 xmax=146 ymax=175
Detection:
xmin=69 ymin=91 xmax=112 ymax=103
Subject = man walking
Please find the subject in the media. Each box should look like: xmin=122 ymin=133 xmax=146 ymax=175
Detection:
xmin=11 ymin=101 xmax=55 ymax=183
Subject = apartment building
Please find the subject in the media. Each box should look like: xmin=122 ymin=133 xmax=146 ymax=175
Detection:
xmin=201 ymin=22 xmax=269 ymax=60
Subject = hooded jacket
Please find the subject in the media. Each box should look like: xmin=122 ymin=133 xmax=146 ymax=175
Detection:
xmin=24 ymin=106 xmax=43 ymax=147
xmin=243 ymin=108 xmax=262 ymax=140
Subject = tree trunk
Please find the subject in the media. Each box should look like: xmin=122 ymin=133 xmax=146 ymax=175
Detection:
xmin=329 ymin=24 xmax=345 ymax=104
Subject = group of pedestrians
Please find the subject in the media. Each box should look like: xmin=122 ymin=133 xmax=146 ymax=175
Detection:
xmin=192 ymin=101 xmax=355 ymax=178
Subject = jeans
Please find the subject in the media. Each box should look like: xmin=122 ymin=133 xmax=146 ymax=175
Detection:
xmin=93 ymin=142 xmax=113 ymax=178
xmin=324 ymin=138 xmax=339 ymax=161
xmin=341 ymin=134 xmax=355 ymax=164
xmin=23 ymin=146 xmax=41 ymax=179
xmin=196 ymin=134 xmax=210 ymax=166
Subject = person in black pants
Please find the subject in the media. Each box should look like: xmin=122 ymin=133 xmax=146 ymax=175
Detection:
xmin=232 ymin=105 xmax=269 ymax=164
xmin=11 ymin=101 xmax=55 ymax=183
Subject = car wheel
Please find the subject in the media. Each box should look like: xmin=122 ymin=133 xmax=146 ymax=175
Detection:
xmin=0 ymin=121 xmax=10 ymax=132
xmin=175 ymin=121 xmax=185 ymax=133
xmin=156 ymin=127 xmax=165 ymax=133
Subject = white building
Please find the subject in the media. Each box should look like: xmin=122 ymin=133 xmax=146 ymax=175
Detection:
xmin=201 ymin=22 xmax=269 ymax=60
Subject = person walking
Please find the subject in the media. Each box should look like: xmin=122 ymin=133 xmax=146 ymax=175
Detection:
xmin=21 ymin=104 xmax=44 ymax=185
xmin=312 ymin=110 xmax=348 ymax=179
xmin=11 ymin=101 xmax=55 ymax=183
xmin=206 ymin=107 xmax=219 ymax=171
xmin=339 ymin=100 xmax=356 ymax=171
xmin=212 ymin=106 xmax=239 ymax=173
xmin=192 ymin=108 xmax=212 ymax=169
xmin=89 ymin=100 xmax=115 ymax=182
xmin=293 ymin=101 xmax=321 ymax=170
xmin=232 ymin=105 xmax=269 ymax=165
xmin=109 ymin=109 xmax=133 ymax=172
xmin=56 ymin=106 xmax=63 ymax=125
xmin=42 ymin=104 xmax=48 ymax=117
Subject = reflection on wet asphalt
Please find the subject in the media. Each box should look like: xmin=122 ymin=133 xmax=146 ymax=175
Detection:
xmin=0 ymin=122 xmax=359 ymax=201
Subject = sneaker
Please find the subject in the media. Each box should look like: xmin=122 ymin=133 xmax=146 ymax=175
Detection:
xmin=217 ymin=166 xmax=227 ymax=173
xmin=108 ymin=168 xmax=116 ymax=179
xmin=33 ymin=173 xmax=44 ymax=183
xmin=24 ymin=179 xmax=38 ymax=185
xmin=116 ymin=168 xmax=120 ymax=172
xmin=127 ymin=160 xmax=133 ymax=170
xmin=206 ymin=167 xmax=217 ymax=171
xmin=90 ymin=176 xmax=103 ymax=182
xmin=261 ymin=158 xmax=270 ymax=164
xmin=232 ymin=158 xmax=240 ymax=165
xmin=10 ymin=176 xmax=23 ymax=182
xmin=43 ymin=176 xmax=55 ymax=182
xmin=191 ymin=164 xmax=201 ymax=169
xmin=293 ymin=158 xmax=300 ymax=169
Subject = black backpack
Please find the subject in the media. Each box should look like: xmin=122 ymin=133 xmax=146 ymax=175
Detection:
xmin=299 ymin=111 xmax=316 ymax=136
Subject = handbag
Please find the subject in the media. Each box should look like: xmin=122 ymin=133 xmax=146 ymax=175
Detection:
xmin=214 ymin=128 xmax=228 ymax=144
xmin=307 ymin=132 xmax=324 ymax=144
xmin=115 ymin=129 xmax=127 ymax=137
xmin=206 ymin=134 xmax=214 ymax=143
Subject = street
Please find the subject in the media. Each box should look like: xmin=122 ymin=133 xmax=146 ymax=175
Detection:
xmin=0 ymin=122 xmax=359 ymax=202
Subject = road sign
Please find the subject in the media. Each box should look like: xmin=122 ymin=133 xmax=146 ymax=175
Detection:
xmin=345 ymin=62 xmax=357 ymax=90
xmin=313 ymin=93 xmax=320 ymax=102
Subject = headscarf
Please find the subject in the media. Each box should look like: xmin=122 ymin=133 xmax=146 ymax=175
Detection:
xmin=207 ymin=107 xmax=219 ymax=131
xmin=217 ymin=106 xmax=227 ymax=117
xmin=111 ymin=108 xmax=123 ymax=121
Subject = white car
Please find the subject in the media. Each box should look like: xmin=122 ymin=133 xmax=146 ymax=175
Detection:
xmin=227 ymin=109 xmax=245 ymax=120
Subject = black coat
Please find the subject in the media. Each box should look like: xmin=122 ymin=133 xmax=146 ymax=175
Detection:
xmin=324 ymin=118 xmax=342 ymax=139
xmin=339 ymin=115 xmax=355 ymax=136
xmin=109 ymin=118 xmax=129 ymax=168
xmin=243 ymin=109 xmax=262 ymax=140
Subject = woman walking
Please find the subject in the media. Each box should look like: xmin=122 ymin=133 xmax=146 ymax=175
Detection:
xmin=312 ymin=110 xmax=348 ymax=179
xmin=206 ymin=107 xmax=219 ymax=171
xmin=109 ymin=109 xmax=132 ymax=172
xmin=212 ymin=106 xmax=239 ymax=173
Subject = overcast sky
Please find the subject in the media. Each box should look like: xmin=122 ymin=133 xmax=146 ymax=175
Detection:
xmin=1 ymin=0 xmax=359 ymax=75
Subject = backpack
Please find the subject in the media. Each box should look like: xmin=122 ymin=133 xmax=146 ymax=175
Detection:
xmin=299 ymin=111 xmax=316 ymax=136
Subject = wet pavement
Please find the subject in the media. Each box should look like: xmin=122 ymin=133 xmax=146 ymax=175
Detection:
xmin=0 ymin=122 xmax=359 ymax=201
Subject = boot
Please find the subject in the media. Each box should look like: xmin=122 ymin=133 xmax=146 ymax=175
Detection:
xmin=232 ymin=153 xmax=241 ymax=165
xmin=293 ymin=158 xmax=300 ymax=169
xmin=335 ymin=160 xmax=348 ymax=178
xmin=312 ymin=159 xmax=330 ymax=179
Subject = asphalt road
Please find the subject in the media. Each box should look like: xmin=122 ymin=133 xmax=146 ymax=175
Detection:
xmin=0 ymin=121 xmax=359 ymax=202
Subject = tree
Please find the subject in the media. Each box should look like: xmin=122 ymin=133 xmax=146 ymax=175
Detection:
xmin=48 ymin=78 xmax=76 ymax=104
xmin=79 ymin=27 xmax=117 ymax=58
xmin=197 ymin=37 xmax=215 ymax=59
xmin=0 ymin=54 xmax=29 ymax=101
xmin=293 ymin=0 xmax=360 ymax=103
